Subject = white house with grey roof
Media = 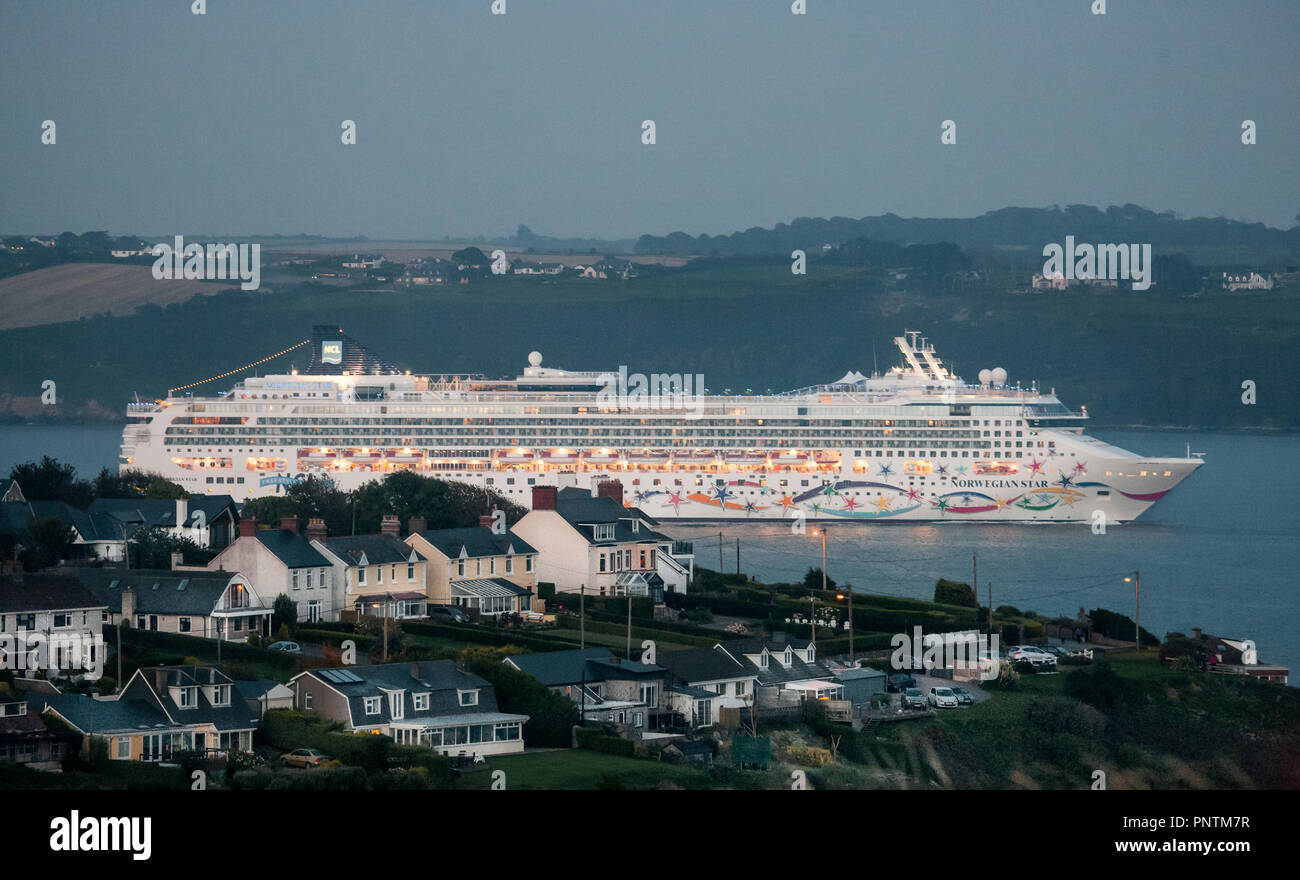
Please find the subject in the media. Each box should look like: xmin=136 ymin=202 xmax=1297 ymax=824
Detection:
xmin=511 ymin=484 xmax=690 ymax=597
xmin=76 ymin=567 xmax=271 ymax=641
xmin=207 ymin=516 xmax=337 ymax=623
xmin=290 ymin=660 xmax=528 ymax=756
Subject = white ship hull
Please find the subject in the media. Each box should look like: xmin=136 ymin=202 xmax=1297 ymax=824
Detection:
xmin=121 ymin=328 xmax=1202 ymax=523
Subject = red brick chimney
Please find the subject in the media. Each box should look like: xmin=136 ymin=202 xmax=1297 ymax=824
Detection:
xmin=381 ymin=515 xmax=400 ymax=537
xmin=306 ymin=517 xmax=327 ymax=542
xmin=280 ymin=515 xmax=300 ymax=535
xmin=532 ymin=485 xmax=557 ymax=510
xmin=238 ymin=516 xmax=257 ymax=538
xmin=597 ymin=480 xmax=624 ymax=506
xmin=408 ymin=516 xmax=427 ymax=536
xmin=478 ymin=514 xmax=495 ymax=529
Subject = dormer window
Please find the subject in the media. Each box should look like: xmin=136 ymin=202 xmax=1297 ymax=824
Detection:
xmin=807 ymin=644 xmax=815 ymax=663
xmin=594 ymin=523 xmax=615 ymax=541
xmin=176 ymin=686 xmax=198 ymax=708
xmin=459 ymin=689 xmax=479 ymax=707
xmin=784 ymin=647 xmax=793 ymax=666
xmin=211 ymin=685 xmax=231 ymax=707
xmin=389 ymin=691 xmax=405 ymax=720
xmin=414 ymin=693 xmax=430 ymax=711
xmin=457 ymin=558 xmax=466 ymax=577
xmin=364 ymin=696 xmax=381 ymax=715
xmin=759 ymin=650 xmax=769 ymax=670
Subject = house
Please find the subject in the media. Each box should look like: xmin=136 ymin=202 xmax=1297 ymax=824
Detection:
xmin=716 ymin=636 xmax=844 ymax=701
xmin=76 ymin=567 xmax=272 ymax=641
xmin=511 ymin=484 xmax=691 ymax=597
xmin=5 ymin=500 xmax=128 ymax=562
xmin=832 ymin=666 xmax=888 ymax=705
xmin=1222 ymin=271 xmax=1274 ymax=291
xmin=341 ymin=254 xmax=384 ymax=269
xmin=503 ymin=647 xmax=671 ymax=734
xmin=0 ymin=691 xmax=73 ymax=771
xmin=40 ymin=665 xmax=257 ymax=760
xmin=405 ymin=516 xmax=537 ymax=616
xmin=0 ymin=569 xmax=106 ymax=679
xmin=236 ymin=679 xmax=295 ymax=718
xmin=87 ymin=496 xmax=239 ymax=551
xmin=657 ymin=646 xmax=757 ymax=728
xmin=312 ymin=517 xmax=429 ymax=620
xmin=1194 ymin=629 xmax=1288 ymax=684
xmin=206 ymin=516 xmax=337 ymax=623
xmin=290 ymin=660 xmax=528 ymax=756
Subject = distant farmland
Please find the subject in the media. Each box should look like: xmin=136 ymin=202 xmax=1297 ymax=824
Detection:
xmin=0 ymin=263 xmax=230 ymax=331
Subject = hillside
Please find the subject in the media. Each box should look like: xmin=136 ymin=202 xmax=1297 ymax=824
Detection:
xmin=0 ymin=263 xmax=1295 ymax=428
xmin=0 ymin=263 xmax=228 ymax=331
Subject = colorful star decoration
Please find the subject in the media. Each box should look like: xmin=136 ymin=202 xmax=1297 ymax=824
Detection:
xmin=1027 ymin=459 xmax=1044 ymax=474
xmin=1074 ymin=461 xmax=1087 ymax=473
xmin=874 ymin=496 xmax=892 ymax=511
xmin=665 ymin=491 xmax=685 ymax=514
xmin=777 ymin=495 xmax=797 ymax=512
xmin=1056 ymin=474 xmax=1074 ymax=489
xmin=905 ymin=488 xmax=920 ymax=502
xmin=935 ymin=465 xmax=948 ymax=476
xmin=932 ymin=497 xmax=950 ymax=512
xmin=843 ymin=496 xmax=859 ymax=513
xmin=878 ymin=463 xmax=894 ymax=477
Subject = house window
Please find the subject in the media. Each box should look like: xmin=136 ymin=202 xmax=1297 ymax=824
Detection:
xmin=308 ymin=601 xmax=321 ymax=623
xmin=389 ymin=692 xmax=405 ymax=720
xmin=505 ymin=556 xmax=513 ymax=575
xmin=358 ymin=567 xmax=366 ymax=585
xmin=212 ymin=685 xmax=231 ymax=707
xmin=53 ymin=613 xmax=71 ymax=628
xmin=233 ymin=617 xmax=243 ymax=632
xmin=736 ymin=681 xmax=747 ymax=696
xmin=414 ymin=693 xmax=429 ymax=711
xmin=697 ymin=700 xmax=712 ymax=726
xmin=391 ymin=564 xmax=397 ymax=583
xmin=759 ymin=652 xmax=769 ymax=670
xmin=304 ymin=692 xmax=313 ymax=711
xmin=179 ymin=617 xmax=192 ymax=633
xmin=632 ymin=712 xmax=643 ymax=728
xmin=489 ymin=558 xmax=495 ymax=575
xmin=459 ymin=690 xmax=479 ymax=707
xmin=364 ymin=697 xmax=381 ymax=715
xmin=525 ymin=556 xmax=533 ymax=573
xmin=116 ymin=737 xmax=130 ymax=759
xmin=16 ymin=613 xmax=34 ymax=631
xmin=178 ymin=687 xmax=196 ymax=708
xmin=639 ymin=683 xmax=658 ymax=708
xmin=457 ymin=559 xmax=466 ymax=577
xmin=407 ymin=563 xmax=415 ymax=581
xmin=377 ymin=566 xmax=383 ymax=585
xmin=599 ymin=554 xmax=607 ymax=573
xmin=292 ymin=570 xmax=300 ymax=590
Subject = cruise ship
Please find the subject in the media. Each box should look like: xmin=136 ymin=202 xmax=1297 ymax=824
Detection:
xmin=121 ymin=326 xmax=1202 ymax=522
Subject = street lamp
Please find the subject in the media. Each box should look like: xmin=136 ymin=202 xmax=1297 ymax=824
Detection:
xmin=1123 ymin=572 xmax=1140 ymax=651
xmin=836 ymin=589 xmax=854 ymax=664
xmin=809 ymin=527 xmax=830 ymax=653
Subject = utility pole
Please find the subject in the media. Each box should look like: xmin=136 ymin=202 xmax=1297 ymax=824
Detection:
xmin=972 ymin=552 xmax=977 ymax=602
xmin=579 ymin=586 xmax=585 ymax=649
xmin=735 ymin=536 xmax=740 ymax=575
xmin=626 ymin=586 xmax=632 ymax=659
xmin=987 ymin=582 xmax=993 ymax=634
xmin=718 ymin=532 xmax=723 ymax=573
xmin=1124 ymin=571 xmax=1141 ymax=650
xmin=809 ymin=593 xmax=817 ymax=653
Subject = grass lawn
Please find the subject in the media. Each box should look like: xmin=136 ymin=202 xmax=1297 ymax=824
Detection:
xmin=459 ymin=749 xmax=715 ymax=790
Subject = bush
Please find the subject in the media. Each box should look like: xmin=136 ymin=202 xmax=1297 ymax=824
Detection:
xmin=934 ymin=578 xmax=977 ymax=607
xmin=575 ymin=726 xmax=635 ymax=757
xmin=1027 ymin=695 xmax=1107 ymax=737
xmin=467 ymin=655 xmax=579 ymax=747
xmin=1063 ymin=660 xmax=1131 ymax=711
xmin=981 ymin=660 xmax=1020 ymax=691
xmin=230 ymin=766 xmax=369 ymax=790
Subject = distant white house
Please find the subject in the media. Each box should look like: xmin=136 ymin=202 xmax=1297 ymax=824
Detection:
xmin=1222 ymin=271 xmax=1273 ymax=291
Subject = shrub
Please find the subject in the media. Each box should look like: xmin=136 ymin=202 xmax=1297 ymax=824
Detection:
xmin=575 ymin=726 xmax=635 ymax=757
xmin=786 ymin=745 xmax=834 ymax=766
xmin=1063 ymin=660 xmax=1131 ymax=711
xmin=982 ymin=660 xmax=1020 ymax=691
xmin=1027 ymin=695 xmax=1107 ymax=737
xmin=263 ymin=710 xmax=391 ymax=770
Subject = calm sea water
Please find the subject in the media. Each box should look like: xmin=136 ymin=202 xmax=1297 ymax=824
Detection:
xmin=2 ymin=424 xmax=1297 ymax=683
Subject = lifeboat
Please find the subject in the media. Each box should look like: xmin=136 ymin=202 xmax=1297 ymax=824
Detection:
xmin=344 ymin=448 xmax=384 ymax=463
xmin=674 ymin=449 xmax=715 ymax=465
xmin=626 ymin=449 xmax=670 ymax=464
xmin=724 ymin=449 xmax=767 ymax=466
xmin=298 ymin=448 xmax=337 ymax=463
xmin=582 ymin=448 xmax=622 ymax=465
xmin=540 ymin=448 xmax=580 ymax=464
xmin=386 ymin=448 xmax=425 ymax=464
xmin=772 ymin=450 xmax=809 ymax=466
xmin=496 ymin=448 xmax=536 ymax=465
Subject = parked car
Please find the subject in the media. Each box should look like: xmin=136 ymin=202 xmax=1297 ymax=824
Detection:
xmin=1039 ymin=645 xmax=1070 ymax=659
xmin=949 ymin=685 xmax=975 ymax=706
xmin=886 ymin=673 xmax=916 ymax=693
xmin=900 ymin=687 xmax=927 ymax=710
xmin=268 ymin=641 xmax=301 ymax=653
xmin=1008 ymin=646 xmax=1056 ymax=667
xmin=429 ymin=605 xmax=470 ymax=624
xmin=927 ymin=687 xmax=959 ymax=709
xmin=281 ymin=748 xmax=329 ymax=768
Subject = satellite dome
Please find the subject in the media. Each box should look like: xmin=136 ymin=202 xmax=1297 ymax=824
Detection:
xmin=991 ymin=367 xmax=1007 ymax=386
xmin=978 ymin=369 xmax=992 ymax=385
xmin=528 ymin=351 xmax=543 ymax=367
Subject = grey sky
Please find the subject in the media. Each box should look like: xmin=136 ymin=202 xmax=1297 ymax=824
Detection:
xmin=2 ymin=0 xmax=1297 ymax=240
